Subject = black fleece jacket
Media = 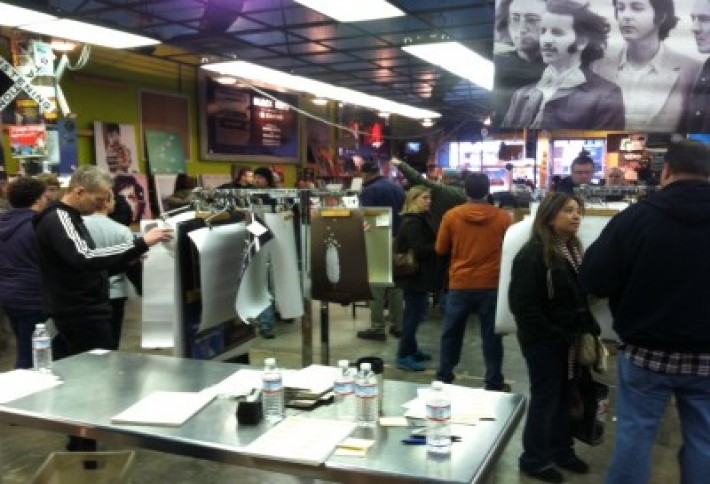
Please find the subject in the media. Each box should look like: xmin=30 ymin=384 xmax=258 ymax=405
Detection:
xmin=580 ymin=180 xmax=710 ymax=352
xmin=509 ymin=237 xmax=597 ymax=350
xmin=34 ymin=201 xmax=148 ymax=321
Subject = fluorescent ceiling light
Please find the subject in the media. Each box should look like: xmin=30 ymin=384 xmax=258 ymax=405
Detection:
xmin=0 ymin=2 xmax=57 ymax=26
xmin=202 ymin=61 xmax=439 ymax=120
xmin=293 ymin=0 xmax=404 ymax=22
xmin=20 ymin=19 xmax=160 ymax=49
xmin=403 ymin=41 xmax=494 ymax=91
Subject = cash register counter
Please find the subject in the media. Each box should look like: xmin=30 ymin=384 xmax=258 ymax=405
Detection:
xmin=0 ymin=352 xmax=525 ymax=483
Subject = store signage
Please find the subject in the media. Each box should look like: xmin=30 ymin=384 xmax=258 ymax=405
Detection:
xmin=0 ymin=57 xmax=55 ymax=113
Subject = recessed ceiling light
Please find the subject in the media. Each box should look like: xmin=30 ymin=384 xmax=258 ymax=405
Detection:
xmin=403 ymin=41 xmax=494 ymax=91
xmin=293 ymin=0 xmax=404 ymax=22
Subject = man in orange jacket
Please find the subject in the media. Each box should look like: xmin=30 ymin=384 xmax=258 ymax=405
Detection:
xmin=435 ymin=173 xmax=512 ymax=390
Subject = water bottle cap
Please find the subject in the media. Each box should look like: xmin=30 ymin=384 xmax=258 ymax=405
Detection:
xmin=432 ymin=381 xmax=444 ymax=390
xmin=338 ymin=359 xmax=349 ymax=368
xmin=265 ymin=357 xmax=276 ymax=366
xmin=360 ymin=362 xmax=371 ymax=371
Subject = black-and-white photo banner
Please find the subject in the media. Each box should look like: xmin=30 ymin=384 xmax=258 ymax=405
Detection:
xmin=493 ymin=0 xmax=707 ymax=133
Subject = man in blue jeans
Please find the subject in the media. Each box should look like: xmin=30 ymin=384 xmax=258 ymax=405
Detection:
xmin=434 ymin=173 xmax=511 ymax=389
xmin=581 ymin=139 xmax=710 ymax=484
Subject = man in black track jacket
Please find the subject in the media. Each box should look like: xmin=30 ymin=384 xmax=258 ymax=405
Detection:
xmin=34 ymin=166 xmax=172 ymax=359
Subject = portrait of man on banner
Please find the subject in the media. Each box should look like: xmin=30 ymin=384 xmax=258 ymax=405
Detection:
xmin=494 ymin=0 xmax=708 ymax=133
xmin=93 ymin=121 xmax=139 ymax=175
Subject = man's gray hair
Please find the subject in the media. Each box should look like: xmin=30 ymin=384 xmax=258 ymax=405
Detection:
xmin=68 ymin=165 xmax=112 ymax=192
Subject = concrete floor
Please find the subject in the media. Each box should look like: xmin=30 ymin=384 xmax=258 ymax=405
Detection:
xmin=0 ymin=296 xmax=682 ymax=483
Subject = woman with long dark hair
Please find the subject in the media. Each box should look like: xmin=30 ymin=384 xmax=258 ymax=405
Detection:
xmin=509 ymin=192 xmax=599 ymax=483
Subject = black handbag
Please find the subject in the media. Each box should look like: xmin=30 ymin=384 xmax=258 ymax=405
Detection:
xmin=570 ymin=366 xmax=609 ymax=446
xmin=392 ymin=249 xmax=419 ymax=277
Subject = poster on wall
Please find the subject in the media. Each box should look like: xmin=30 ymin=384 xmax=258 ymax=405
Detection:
xmin=9 ymin=124 xmax=47 ymax=158
xmin=145 ymin=129 xmax=187 ymax=174
xmin=199 ymin=73 xmax=299 ymax=162
xmin=93 ymin=121 xmax=140 ymax=174
xmin=114 ymin=173 xmax=152 ymax=223
xmin=307 ymin=116 xmax=336 ymax=175
xmin=311 ymin=210 xmax=372 ymax=304
xmin=493 ymin=0 xmax=705 ymax=132
xmin=337 ymin=104 xmax=390 ymax=173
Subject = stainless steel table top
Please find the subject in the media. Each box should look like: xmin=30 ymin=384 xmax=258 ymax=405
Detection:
xmin=0 ymin=351 xmax=525 ymax=483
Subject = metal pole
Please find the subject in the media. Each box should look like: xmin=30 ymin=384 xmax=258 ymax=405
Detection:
xmin=299 ymin=189 xmax=313 ymax=367
xmin=320 ymin=301 xmax=329 ymax=366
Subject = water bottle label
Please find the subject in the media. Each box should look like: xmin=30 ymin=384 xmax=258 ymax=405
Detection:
xmin=33 ymin=339 xmax=51 ymax=350
xmin=426 ymin=403 xmax=451 ymax=422
xmin=334 ymin=381 xmax=353 ymax=396
xmin=355 ymin=383 xmax=378 ymax=398
xmin=263 ymin=379 xmax=283 ymax=394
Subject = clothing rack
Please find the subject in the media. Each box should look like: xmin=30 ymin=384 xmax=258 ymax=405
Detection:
xmin=181 ymin=187 xmax=362 ymax=366
xmin=573 ymin=185 xmax=658 ymax=203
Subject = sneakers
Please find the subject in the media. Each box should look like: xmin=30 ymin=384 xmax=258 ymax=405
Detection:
xmin=388 ymin=326 xmax=402 ymax=338
xmin=260 ymin=328 xmax=275 ymax=339
xmin=357 ymin=328 xmax=386 ymax=341
xmin=555 ymin=456 xmax=589 ymax=474
xmin=413 ymin=350 xmax=432 ymax=361
xmin=396 ymin=355 xmax=426 ymax=371
xmin=523 ymin=467 xmax=564 ymax=483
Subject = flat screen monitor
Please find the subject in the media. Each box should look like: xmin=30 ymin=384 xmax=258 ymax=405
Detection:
xmin=405 ymin=141 xmax=421 ymax=154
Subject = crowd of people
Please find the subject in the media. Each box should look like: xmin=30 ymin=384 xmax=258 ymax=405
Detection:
xmin=357 ymin=139 xmax=709 ymax=483
xmin=1 ymin=139 xmax=709 ymax=482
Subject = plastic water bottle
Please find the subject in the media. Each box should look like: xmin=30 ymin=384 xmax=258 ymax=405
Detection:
xmin=262 ymin=357 xmax=284 ymax=422
xmin=32 ymin=323 xmax=53 ymax=374
xmin=355 ymin=362 xmax=379 ymax=427
xmin=333 ymin=360 xmax=355 ymax=420
xmin=426 ymin=381 xmax=452 ymax=455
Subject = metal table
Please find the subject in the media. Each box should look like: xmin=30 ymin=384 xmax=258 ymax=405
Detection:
xmin=0 ymin=352 xmax=525 ymax=483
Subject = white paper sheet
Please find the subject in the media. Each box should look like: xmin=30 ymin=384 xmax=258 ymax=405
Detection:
xmin=0 ymin=370 xmax=63 ymax=404
xmin=111 ymin=391 xmax=215 ymax=426
xmin=282 ymin=365 xmax=337 ymax=395
xmin=263 ymin=213 xmax=304 ymax=319
xmin=236 ymin=241 xmax=273 ymax=322
xmin=202 ymin=369 xmax=263 ymax=399
xmin=402 ymin=384 xmax=496 ymax=424
xmin=188 ymin=223 xmax=247 ymax=332
xmin=242 ymin=416 xmax=357 ymax=466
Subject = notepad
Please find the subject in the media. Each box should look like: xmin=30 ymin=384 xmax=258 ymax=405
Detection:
xmin=242 ymin=416 xmax=357 ymax=465
xmin=111 ymin=391 xmax=215 ymax=426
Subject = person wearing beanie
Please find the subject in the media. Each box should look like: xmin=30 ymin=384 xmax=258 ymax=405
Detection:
xmin=435 ymin=172 xmax=512 ymax=390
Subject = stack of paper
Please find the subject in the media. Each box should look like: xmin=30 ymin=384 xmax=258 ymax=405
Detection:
xmin=111 ymin=391 xmax=215 ymax=426
xmin=0 ymin=370 xmax=63 ymax=404
xmin=402 ymin=384 xmax=497 ymax=424
xmin=242 ymin=416 xmax=357 ymax=465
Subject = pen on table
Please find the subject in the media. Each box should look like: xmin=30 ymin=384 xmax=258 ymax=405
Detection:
xmin=402 ymin=435 xmax=461 ymax=445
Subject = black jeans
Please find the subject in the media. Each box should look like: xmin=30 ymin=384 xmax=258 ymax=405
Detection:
xmin=109 ymin=298 xmax=127 ymax=350
xmin=52 ymin=316 xmax=113 ymax=361
xmin=52 ymin=315 xmax=113 ymax=453
xmin=519 ymin=340 xmax=576 ymax=472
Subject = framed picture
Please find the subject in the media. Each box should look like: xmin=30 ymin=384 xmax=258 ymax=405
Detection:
xmin=198 ymin=71 xmax=299 ymax=163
